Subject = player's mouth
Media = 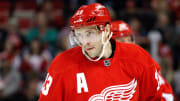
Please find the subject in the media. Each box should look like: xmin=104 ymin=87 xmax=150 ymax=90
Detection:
xmin=86 ymin=47 xmax=95 ymax=51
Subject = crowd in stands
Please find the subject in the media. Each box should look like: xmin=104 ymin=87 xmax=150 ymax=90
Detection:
xmin=0 ymin=0 xmax=179 ymax=101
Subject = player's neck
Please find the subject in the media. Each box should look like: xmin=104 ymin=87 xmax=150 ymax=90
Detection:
xmin=101 ymin=41 xmax=112 ymax=59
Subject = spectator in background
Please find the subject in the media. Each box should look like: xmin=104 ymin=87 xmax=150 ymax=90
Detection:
xmin=129 ymin=17 xmax=149 ymax=50
xmin=0 ymin=40 xmax=21 ymax=71
xmin=169 ymin=0 xmax=180 ymax=22
xmin=41 ymin=0 xmax=65 ymax=29
xmin=0 ymin=11 xmax=8 ymax=52
xmin=174 ymin=60 xmax=180 ymax=100
xmin=119 ymin=0 xmax=139 ymax=21
xmin=149 ymin=12 xmax=176 ymax=86
xmin=0 ymin=56 xmax=21 ymax=101
xmin=40 ymin=0 xmax=53 ymax=20
xmin=159 ymin=44 xmax=174 ymax=85
xmin=151 ymin=0 xmax=169 ymax=14
xmin=6 ymin=17 xmax=25 ymax=51
xmin=26 ymin=11 xmax=58 ymax=56
xmin=173 ymin=36 xmax=180 ymax=99
xmin=40 ymin=0 xmax=55 ymax=28
xmin=5 ymin=18 xmax=27 ymax=71
xmin=22 ymin=38 xmax=52 ymax=74
xmin=18 ymin=78 xmax=39 ymax=101
xmin=175 ymin=20 xmax=180 ymax=38
xmin=57 ymin=27 xmax=72 ymax=52
xmin=12 ymin=72 xmax=40 ymax=101
xmin=154 ymin=12 xmax=175 ymax=45
xmin=173 ymin=35 xmax=180 ymax=70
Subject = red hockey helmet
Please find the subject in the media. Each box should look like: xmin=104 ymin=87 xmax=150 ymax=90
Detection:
xmin=111 ymin=20 xmax=133 ymax=38
xmin=70 ymin=3 xmax=111 ymax=31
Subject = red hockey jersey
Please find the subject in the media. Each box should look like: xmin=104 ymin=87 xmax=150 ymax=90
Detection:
xmin=153 ymin=60 xmax=174 ymax=101
xmin=38 ymin=41 xmax=171 ymax=101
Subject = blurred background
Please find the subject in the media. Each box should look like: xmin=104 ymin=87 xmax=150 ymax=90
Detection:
xmin=0 ymin=0 xmax=179 ymax=101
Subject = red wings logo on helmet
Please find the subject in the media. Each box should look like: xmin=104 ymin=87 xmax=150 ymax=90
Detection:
xmin=119 ymin=23 xmax=129 ymax=31
xmin=86 ymin=16 xmax=96 ymax=23
xmin=70 ymin=3 xmax=111 ymax=30
xmin=88 ymin=78 xmax=137 ymax=101
xmin=95 ymin=4 xmax=105 ymax=10
xmin=75 ymin=10 xmax=84 ymax=16
xmin=74 ymin=18 xmax=83 ymax=24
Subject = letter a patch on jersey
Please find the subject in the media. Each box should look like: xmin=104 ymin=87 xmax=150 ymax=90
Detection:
xmin=89 ymin=78 xmax=137 ymax=101
xmin=77 ymin=73 xmax=89 ymax=94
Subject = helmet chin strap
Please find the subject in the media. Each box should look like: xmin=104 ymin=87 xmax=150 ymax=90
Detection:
xmin=82 ymin=30 xmax=113 ymax=62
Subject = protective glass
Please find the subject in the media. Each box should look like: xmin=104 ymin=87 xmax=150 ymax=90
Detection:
xmin=72 ymin=29 xmax=102 ymax=45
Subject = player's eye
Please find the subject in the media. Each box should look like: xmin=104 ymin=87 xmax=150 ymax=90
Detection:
xmin=75 ymin=33 xmax=81 ymax=37
xmin=87 ymin=32 xmax=92 ymax=37
xmin=87 ymin=31 xmax=95 ymax=37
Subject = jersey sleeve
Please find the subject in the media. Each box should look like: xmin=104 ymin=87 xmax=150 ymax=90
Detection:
xmin=136 ymin=45 xmax=173 ymax=101
xmin=38 ymin=55 xmax=65 ymax=101
xmin=38 ymin=72 xmax=64 ymax=101
xmin=138 ymin=63 xmax=160 ymax=101
xmin=133 ymin=45 xmax=160 ymax=101
xmin=157 ymin=74 xmax=174 ymax=101
xmin=153 ymin=62 xmax=174 ymax=101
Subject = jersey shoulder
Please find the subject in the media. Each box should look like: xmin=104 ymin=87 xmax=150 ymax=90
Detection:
xmin=48 ymin=46 xmax=83 ymax=74
xmin=119 ymin=42 xmax=161 ymax=71
xmin=117 ymin=42 xmax=155 ymax=71
xmin=117 ymin=42 xmax=152 ymax=62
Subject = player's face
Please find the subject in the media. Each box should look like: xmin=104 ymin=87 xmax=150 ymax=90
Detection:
xmin=115 ymin=36 xmax=132 ymax=43
xmin=74 ymin=25 xmax=103 ymax=58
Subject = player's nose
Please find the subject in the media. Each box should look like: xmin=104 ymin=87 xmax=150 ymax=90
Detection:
xmin=81 ymin=38 xmax=90 ymax=46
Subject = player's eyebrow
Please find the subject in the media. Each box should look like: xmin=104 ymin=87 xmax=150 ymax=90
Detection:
xmin=85 ymin=29 xmax=96 ymax=33
xmin=76 ymin=32 xmax=82 ymax=36
xmin=85 ymin=30 xmax=92 ymax=33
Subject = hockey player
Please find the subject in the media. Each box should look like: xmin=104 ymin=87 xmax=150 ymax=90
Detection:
xmin=111 ymin=20 xmax=134 ymax=43
xmin=111 ymin=20 xmax=174 ymax=101
xmin=39 ymin=3 xmax=167 ymax=101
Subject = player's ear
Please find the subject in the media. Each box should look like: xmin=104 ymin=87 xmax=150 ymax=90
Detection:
xmin=105 ymin=24 xmax=110 ymax=34
xmin=104 ymin=24 xmax=111 ymax=40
